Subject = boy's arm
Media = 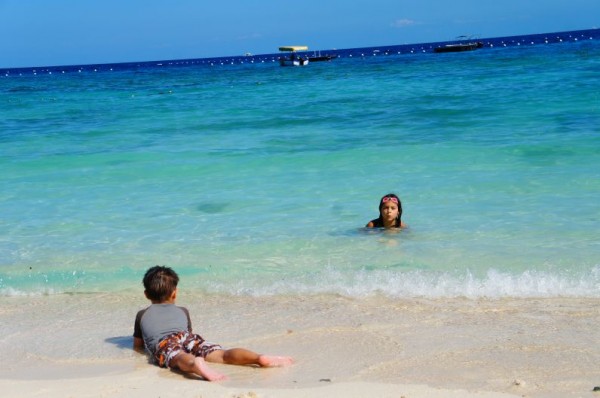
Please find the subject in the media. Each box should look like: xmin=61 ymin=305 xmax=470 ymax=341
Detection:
xmin=133 ymin=309 xmax=147 ymax=353
xmin=133 ymin=337 xmax=145 ymax=353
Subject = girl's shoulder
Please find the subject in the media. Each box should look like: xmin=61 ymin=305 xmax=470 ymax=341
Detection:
xmin=367 ymin=218 xmax=383 ymax=228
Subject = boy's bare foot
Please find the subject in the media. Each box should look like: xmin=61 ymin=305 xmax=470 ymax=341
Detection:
xmin=194 ymin=357 xmax=228 ymax=381
xmin=257 ymin=355 xmax=294 ymax=367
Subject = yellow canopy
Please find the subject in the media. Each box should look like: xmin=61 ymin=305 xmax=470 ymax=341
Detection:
xmin=278 ymin=46 xmax=308 ymax=52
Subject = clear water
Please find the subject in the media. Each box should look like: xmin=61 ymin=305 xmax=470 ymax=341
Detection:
xmin=1 ymin=34 xmax=599 ymax=297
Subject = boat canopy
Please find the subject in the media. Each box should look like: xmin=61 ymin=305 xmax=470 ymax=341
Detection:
xmin=278 ymin=46 xmax=308 ymax=52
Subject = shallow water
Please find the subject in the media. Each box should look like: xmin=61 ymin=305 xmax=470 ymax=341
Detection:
xmin=1 ymin=33 xmax=599 ymax=297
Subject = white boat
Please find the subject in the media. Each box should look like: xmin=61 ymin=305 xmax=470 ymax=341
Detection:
xmin=278 ymin=46 xmax=309 ymax=66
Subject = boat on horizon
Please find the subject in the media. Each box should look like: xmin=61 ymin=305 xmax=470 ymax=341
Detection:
xmin=434 ymin=36 xmax=484 ymax=53
xmin=308 ymin=50 xmax=338 ymax=62
xmin=278 ymin=46 xmax=309 ymax=66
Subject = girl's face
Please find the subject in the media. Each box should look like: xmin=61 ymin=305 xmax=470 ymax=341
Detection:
xmin=380 ymin=200 xmax=399 ymax=223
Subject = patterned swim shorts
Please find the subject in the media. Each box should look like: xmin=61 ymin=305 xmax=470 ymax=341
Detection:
xmin=155 ymin=331 xmax=223 ymax=368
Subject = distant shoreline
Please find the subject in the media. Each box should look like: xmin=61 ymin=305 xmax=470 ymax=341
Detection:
xmin=2 ymin=27 xmax=598 ymax=73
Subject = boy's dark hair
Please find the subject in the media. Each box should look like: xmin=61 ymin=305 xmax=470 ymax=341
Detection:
xmin=143 ymin=266 xmax=179 ymax=302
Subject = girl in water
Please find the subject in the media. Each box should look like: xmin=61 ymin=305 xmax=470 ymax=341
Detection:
xmin=366 ymin=193 xmax=407 ymax=229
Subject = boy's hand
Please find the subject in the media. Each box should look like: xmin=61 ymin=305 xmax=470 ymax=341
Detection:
xmin=133 ymin=337 xmax=145 ymax=353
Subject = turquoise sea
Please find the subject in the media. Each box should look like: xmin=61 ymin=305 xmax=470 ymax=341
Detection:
xmin=1 ymin=30 xmax=599 ymax=298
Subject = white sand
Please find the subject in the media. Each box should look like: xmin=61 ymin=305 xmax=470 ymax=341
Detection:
xmin=0 ymin=293 xmax=598 ymax=397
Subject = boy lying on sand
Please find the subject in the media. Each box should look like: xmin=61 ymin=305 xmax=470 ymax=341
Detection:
xmin=133 ymin=265 xmax=294 ymax=381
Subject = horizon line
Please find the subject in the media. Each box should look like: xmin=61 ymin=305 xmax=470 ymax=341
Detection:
xmin=2 ymin=27 xmax=598 ymax=72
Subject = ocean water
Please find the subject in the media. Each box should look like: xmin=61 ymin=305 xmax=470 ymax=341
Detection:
xmin=1 ymin=30 xmax=599 ymax=298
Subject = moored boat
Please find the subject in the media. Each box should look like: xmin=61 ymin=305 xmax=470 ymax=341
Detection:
xmin=434 ymin=36 xmax=483 ymax=53
xmin=434 ymin=42 xmax=483 ymax=53
xmin=308 ymin=51 xmax=338 ymax=62
xmin=278 ymin=46 xmax=309 ymax=66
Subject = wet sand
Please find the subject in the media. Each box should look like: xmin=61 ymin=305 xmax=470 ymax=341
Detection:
xmin=0 ymin=293 xmax=598 ymax=397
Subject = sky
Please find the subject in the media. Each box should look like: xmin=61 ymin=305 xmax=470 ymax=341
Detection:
xmin=0 ymin=0 xmax=598 ymax=68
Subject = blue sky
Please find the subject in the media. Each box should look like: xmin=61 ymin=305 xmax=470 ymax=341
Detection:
xmin=0 ymin=0 xmax=598 ymax=68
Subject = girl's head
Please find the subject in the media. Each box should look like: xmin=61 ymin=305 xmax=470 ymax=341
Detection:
xmin=378 ymin=193 xmax=402 ymax=226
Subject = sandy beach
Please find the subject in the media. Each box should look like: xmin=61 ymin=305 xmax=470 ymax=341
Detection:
xmin=0 ymin=293 xmax=598 ymax=397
